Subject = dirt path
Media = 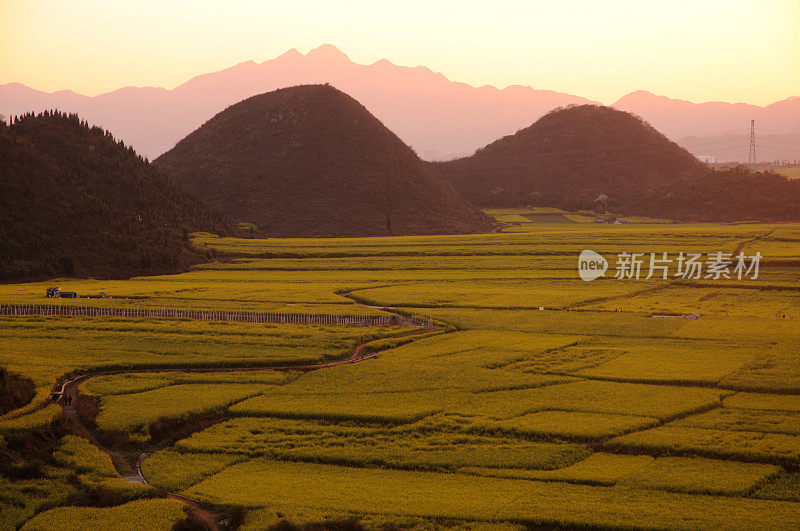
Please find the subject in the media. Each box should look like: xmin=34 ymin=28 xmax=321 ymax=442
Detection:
xmin=53 ymin=300 xmax=440 ymax=530
xmin=169 ymin=493 xmax=221 ymax=530
xmin=733 ymin=227 xmax=778 ymax=257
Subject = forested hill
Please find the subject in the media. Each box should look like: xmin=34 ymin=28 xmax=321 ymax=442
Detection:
xmin=620 ymin=166 xmax=800 ymax=223
xmin=432 ymin=104 xmax=800 ymax=222
xmin=432 ymin=104 xmax=704 ymax=209
xmin=0 ymin=111 xmax=227 ymax=282
xmin=156 ymin=84 xmax=494 ymax=237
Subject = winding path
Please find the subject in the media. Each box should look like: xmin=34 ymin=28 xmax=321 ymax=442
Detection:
xmin=52 ymin=299 xmax=441 ymax=530
xmin=41 ymin=236 xmax=794 ymax=526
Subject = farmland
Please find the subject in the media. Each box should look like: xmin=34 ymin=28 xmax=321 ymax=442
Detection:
xmin=1 ymin=219 xmax=800 ymax=528
xmin=775 ymin=166 xmax=800 ymax=180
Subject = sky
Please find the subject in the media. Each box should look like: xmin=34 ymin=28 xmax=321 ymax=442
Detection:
xmin=1 ymin=0 xmax=798 ymax=105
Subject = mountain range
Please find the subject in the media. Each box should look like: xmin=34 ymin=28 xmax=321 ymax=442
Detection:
xmin=2 ymin=45 xmax=799 ymax=163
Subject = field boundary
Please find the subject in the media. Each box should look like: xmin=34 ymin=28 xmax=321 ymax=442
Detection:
xmin=50 ymin=318 xmax=445 ymax=530
xmin=0 ymin=303 xmax=400 ymax=326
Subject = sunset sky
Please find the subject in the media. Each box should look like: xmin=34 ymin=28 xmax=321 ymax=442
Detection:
xmin=2 ymin=0 xmax=798 ymax=105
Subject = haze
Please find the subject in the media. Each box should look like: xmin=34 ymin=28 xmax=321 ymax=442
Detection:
xmin=2 ymin=0 xmax=798 ymax=106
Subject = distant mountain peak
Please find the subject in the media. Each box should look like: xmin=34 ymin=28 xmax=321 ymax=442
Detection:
xmin=613 ymin=90 xmax=669 ymax=106
xmin=276 ymin=48 xmax=302 ymax=60
xmin=306 ymin=44 xmax=350 ymax=61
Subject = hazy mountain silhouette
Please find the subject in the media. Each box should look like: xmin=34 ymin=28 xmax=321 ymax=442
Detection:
xmin=0 ymin=45 xmax=595 ymax=160
xmin=2 ymin=46 xmax=797 ymax=162
xmin=155 ymin=84 xmax=493 ymax=237
xmin=614 ymin=91 xmax=800 ymax=162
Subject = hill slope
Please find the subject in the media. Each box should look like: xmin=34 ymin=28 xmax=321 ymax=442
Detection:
xmin=0 ymin=111 xmax=226 ymax=282
xmin=433 ymin=105 xmax=705 ymax=209
xmin=155 ymin=84 xmax=493 ymax=237
xmin=433 ymin=105 xmax=800 ymax=222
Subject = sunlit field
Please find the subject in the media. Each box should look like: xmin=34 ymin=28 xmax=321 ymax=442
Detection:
xmin=2 ymin=218 xmax=800 ymax=529
xmin=776 ymin=166 xmax=800 ymax=180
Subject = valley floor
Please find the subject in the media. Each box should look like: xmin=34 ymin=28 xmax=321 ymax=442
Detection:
xmin=2 ymin=219 xmax=800 ymax=529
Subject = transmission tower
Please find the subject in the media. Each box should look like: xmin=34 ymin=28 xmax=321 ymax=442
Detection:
xmin=748 ymin=119 xmax=756 ymax=165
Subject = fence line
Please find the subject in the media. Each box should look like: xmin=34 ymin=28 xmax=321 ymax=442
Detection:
xmin=0 ymin=303 xmax=405 ymax=327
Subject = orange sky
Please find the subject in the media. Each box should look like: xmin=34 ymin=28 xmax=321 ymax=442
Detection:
xmin=1 ymin=0 xmax=798 ymax=105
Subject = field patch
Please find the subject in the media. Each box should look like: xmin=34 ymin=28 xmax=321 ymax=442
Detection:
xmin=20 ymin=499 xmax=187 ymax=531
xmin=607 ymin=425 xmax=800 ymax=465
xmin=259 ymin=331 xmax=579 ymax=395
xmin=96 ymin=383 xmax=268 ymax=435
xmin=141 ymin=450 xmax=245 ymax=492
xmin=348 ymin=279 xmax=649 ymax=310
xmin=672 ymin=407 xmax=800 ymax=435
xmin=583 ymin=286 xmax=800 ymax=318
xmin=184 ymin=458 xmax=800 ymax=528
xmin=618 ymin=456 xmax=780 ymax=496
xmin=485 ymin=410 xmax=659 ymax=439
xmin=230 ymin=389 xmax=455 ymax=424
xmin=451 ymin=380 xmax=727 ymax=420
xmin=755 ymin=474 xmax=800 ymax=502
xmin=462 ymin=452 xmax=653 ymax=485
xmin=462 ymin=453 xmax=778 ymax=495
xmin=724 ymin=392 xmax=800 ymax=412
xmin=173 ymin=417 xmax=586 ymax=471
xmin=718 ymin=346 xmax=800 ymax=393
xmin=573 ymin=339 xmax=752 ymax=385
